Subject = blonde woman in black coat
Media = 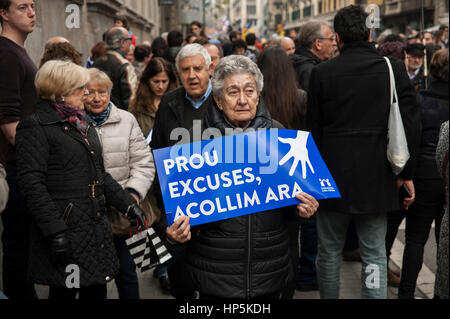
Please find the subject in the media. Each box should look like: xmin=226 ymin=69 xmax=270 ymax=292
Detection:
xmin=15 ymin=60 xmax=147 ymax=299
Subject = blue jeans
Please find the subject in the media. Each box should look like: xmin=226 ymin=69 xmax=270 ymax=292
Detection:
xmin=297 ymin=215 xmax=318 ymax=284
xmin=316 ymin=210 xmax=387 ymax=299
xmin=114 ymin=237 xmax=140 ymax=299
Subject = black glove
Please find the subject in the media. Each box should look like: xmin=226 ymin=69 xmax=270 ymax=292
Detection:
xmin=49 ymin=232 xmax=69 ymax=265
xmin=126 ymin=203 xmax=148 ymax=231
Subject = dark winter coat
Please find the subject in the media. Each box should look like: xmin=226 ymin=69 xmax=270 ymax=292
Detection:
xmin=15 ymin=99 xmax=135 ymax=287
xmin=183 ymin=98 xmax=297 ymax=298
xmin=415 ymin=80 xmax=449 ymax=180
xmin=164 ymin=46 xmax=181 ymax=66
xmin=93 ymin=50 xmax=137 ymax=110
xmin=307 ymin=41 xmax=421 ymax=215
xmin=150 ymin=86 xmax=215 ymax=151
xmin=291 ymin=47 xmax=322 ymax=92
xmin=410 ymin=65 xmax=427 ymax=91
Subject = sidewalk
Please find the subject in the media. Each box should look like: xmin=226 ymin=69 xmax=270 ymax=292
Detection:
xmin=0 ymin=220 xmax=435 ymax=299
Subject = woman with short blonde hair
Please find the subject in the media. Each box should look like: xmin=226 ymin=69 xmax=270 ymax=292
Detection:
xmin=15 ymin=60 xmax=149 ymax=299
xmin=36 ymin=60 xmax=89 ymax=103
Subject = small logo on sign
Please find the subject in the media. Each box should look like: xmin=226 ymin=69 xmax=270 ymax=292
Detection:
xmin=319 ymin=178 xmax=335 ymax=192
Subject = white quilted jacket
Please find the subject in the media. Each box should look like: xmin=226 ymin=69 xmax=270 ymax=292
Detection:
xmin=93 ymin=103 xmax=155 ymax=200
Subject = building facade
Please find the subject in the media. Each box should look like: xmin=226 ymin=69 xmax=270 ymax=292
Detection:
xmin=0 ymin=0 xmax=161 ymax=66
xmin=269 ymin=0 xmax=448 ymax=37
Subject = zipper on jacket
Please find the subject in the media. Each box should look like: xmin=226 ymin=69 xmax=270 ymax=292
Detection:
xmin=63 ymin=202 xmax=74 ymax=222
xmin=246 ymin=214 xmax=252 ymax=298
xmin=98 ymin=127 xmax=103 ymax=147
xmin=84 ymin=123 xmax=92 ymax=146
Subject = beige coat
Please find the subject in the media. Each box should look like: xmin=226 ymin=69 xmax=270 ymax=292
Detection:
xmin=0 ymin=163 xmax=8 ymax=212
xmin=93 ymin=103 xmax=155 ymax=200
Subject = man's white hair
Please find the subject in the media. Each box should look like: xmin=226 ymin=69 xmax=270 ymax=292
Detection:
xmin=175 ymin=43 xmax=211 ymax=71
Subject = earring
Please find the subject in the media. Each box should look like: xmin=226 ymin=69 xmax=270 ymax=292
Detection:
xmin=61 ymin=96 xmax=65 ymax=102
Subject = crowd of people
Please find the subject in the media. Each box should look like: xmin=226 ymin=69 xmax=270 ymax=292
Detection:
xmin=0 ymin=0 xmax=448 ymax=300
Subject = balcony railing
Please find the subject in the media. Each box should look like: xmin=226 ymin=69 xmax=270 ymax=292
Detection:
xmin=383 ymin=0 xmax=435 ymax=16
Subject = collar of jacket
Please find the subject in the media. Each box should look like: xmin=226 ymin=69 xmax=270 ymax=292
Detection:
xmin=35 ymin=99 xmax=94 ymax=127
xmin=101 ymin=102 xmax=121 ymax=125
xmin=204 ymin=96 xmax=273 ymax=134
xmin=107 ymin=50 xmax=128 ymax=63
xmin=420 ymin=79 xmax=449 ymax=100
xmin=294 ymin=47 xmax=322 ymax=64
xmin=340 ymin=41 xmax=377 ymax=54
xmin=167 ymin=86 xmax=214 ymax=125
xmin=133 ymin=106 xmax=156 ymax=118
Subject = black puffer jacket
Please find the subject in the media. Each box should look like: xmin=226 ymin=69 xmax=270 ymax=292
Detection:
xmin=15 ymin=99 xmax=135 ymax=287
xmin=184 ymin=98 xmax=297 ymax=298
xmin=415 ymin=80 xmax=449 ymax=179
xmin=291 ymin=47 xmax=322 ymax=92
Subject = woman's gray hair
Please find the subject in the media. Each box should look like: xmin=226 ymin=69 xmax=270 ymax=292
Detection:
xmin=297 ymin=20 xmax=328 ymax=49
xmin=175 ymin=43 xmax=211 ymax=71
xmin=212 ymin=55 xmax=263 ymax=100
xmin=87 ymin=68 xmax=113 ymax=93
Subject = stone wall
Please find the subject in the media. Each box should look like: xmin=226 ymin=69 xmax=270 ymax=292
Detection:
xmin=1 ymin=0 xmax=161 ymax=66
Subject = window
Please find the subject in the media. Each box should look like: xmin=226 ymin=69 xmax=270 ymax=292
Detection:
xmin=303 ymin=6 xmax=311 ymax=17
xmin=247 ymin=5 xmax=256 ymax=15
xmin=275 ymin=14 xmax=282 ymax=25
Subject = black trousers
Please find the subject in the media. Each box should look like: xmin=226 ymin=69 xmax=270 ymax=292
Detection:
xmin=48 ymin=284 xmax=107 ymax=299
xmin=167 ymin=244 xmax=196 ymax=299
xmin=1 ymin=163 xmax=36 ymax=299
xmin=385 ymin=209 xmax=406 ymax=260
xmin=398 ymin=178 xmax=445 ymax=299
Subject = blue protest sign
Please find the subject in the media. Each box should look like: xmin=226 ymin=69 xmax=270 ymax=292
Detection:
xmin=153 ymin=129 xmax=340 ymax=227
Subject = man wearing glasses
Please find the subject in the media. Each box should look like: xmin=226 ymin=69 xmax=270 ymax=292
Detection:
xmin=291 ymin=20 xmax=337 ymax=92
xmin=93 ymin=26 xmax=138 ymax=110
xmin=405 ymin=43 xmax=426 ymax=91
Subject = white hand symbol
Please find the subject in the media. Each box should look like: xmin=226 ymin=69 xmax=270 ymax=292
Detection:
xmin=278 ymin=131 xmax=315 ymax=178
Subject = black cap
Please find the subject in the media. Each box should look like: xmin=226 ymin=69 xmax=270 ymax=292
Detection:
xmin=406 ymin=43 xmax=425 ymax=57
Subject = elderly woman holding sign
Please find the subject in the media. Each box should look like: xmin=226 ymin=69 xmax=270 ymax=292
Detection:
xmin=166 ymin=55 xmax=319 ymax=299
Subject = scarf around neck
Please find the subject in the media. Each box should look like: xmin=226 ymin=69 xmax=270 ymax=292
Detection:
xmin=88 ymin=103 xmax=112 ymax=127
xmin=53 ymin=101 xmax=87 ymax=135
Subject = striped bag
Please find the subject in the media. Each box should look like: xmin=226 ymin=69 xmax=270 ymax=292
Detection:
xmin=125 ymin=227 xmax=172 ymax=272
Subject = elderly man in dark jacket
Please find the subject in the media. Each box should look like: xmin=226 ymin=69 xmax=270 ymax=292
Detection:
xmin=93 ymin=27 xmax=137 ymax=110
xmin=150 ymin=43 xmax=215 ymax=298
xmin=307 ymin=5 xmax=421 ymax=299
xmin=291 ymin=20 xmax=337 ymax=92
xmin=406 ymin=43 xmax=427 ymax=91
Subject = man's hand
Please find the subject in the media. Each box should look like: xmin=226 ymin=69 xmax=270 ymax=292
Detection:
xmin=0 ymin=122 xmax=19 ymax=146
xmin=166 ymin=216 xmax=191 ymax=244
xmin=296 ymin=192 xmax=319 ymax=218
xmin=397 ymin=178 xmax=415 ymax=210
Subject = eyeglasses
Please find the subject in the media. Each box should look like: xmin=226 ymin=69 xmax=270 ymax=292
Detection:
xmin=85 ymin=90 xmax=109 ymax=98
xmin=319 ymin=36 xmax=336 ymax=42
